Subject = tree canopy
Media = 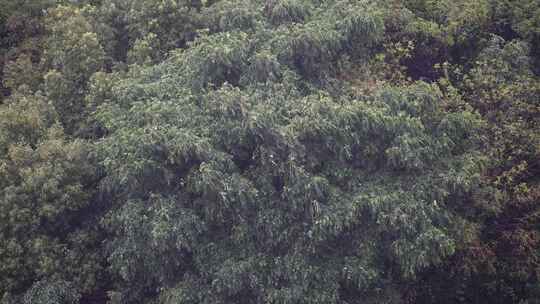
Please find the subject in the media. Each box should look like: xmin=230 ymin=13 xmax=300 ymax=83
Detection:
xmin=0 ymin=0 xmax=539 ymax=303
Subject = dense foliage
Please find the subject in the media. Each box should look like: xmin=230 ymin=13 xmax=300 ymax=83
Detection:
xmin=0 ymin=0 xmax=538 ymax=303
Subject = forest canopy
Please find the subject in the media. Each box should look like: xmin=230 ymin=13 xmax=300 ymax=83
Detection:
xmin=0 ymin=0 xmax=539 ymax=303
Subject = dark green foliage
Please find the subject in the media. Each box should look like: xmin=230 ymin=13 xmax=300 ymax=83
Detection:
xmin=0 ymin=0 xmax=539 ymax=303
xmin=0 ymin=0 xmax=53 ymax=98
xmin=491 ymin=0 xmax=540 ymax=73
xmin=90 ymin=3 xmax=483 ymax=301
xmin=414 ymin=35 xmax=540 ymax=304
xmin=87 ymin=0 xmax=203 ymax=65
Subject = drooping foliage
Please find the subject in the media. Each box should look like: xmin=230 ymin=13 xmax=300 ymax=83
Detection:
xmin=94 ymin=62 xmax=483 ymax=303
xmin=0 ymin=0 xmax=539 ymax=303
xmin=90 ymin=1 xmax=483 ymax=302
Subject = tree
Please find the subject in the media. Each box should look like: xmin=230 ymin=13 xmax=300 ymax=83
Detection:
xmin=0 ymin=89 xmax=105 ymax=302
xmin=0 ymin=0 xmax=53 ymax=98
xmin=91 ymin=2 xmax=485 ymax=302
xmin=41 ymin=5 xmax=105 ymax=134
xmin=415 ymin=36 xmax=540 ymax=304
xmin=1 ymin=1 xmax=539 ymax=303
